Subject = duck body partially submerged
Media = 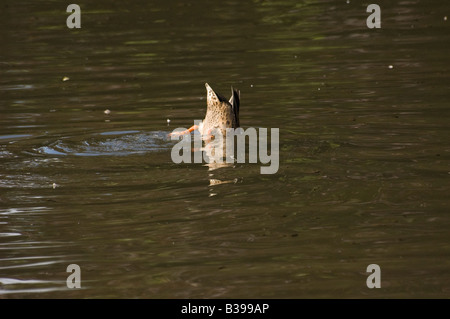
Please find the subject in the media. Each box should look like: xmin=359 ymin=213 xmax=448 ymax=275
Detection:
xmin=199 ymin=83 xmax=240 ymax=139
xmin=171 ymin=83 xmax=240 ymax=141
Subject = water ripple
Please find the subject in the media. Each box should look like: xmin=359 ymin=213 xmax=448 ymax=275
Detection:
xmin=36 ymin=131 xmax=172 ymax=156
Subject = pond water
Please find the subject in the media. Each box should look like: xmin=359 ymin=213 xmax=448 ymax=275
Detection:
xmin=1 ymin=0 xmax=449 ymax=298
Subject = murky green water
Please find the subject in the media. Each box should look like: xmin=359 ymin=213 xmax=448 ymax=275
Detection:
xmin=1 ymin=0 xmax=449 ymax=298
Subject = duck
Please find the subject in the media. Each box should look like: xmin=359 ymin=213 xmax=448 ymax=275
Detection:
xmin=171 ymin=83 xmax=240 ymax=140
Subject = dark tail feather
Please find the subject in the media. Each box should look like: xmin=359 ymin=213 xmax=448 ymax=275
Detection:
xmin=229 ymin=87 xmax=240 ymax=127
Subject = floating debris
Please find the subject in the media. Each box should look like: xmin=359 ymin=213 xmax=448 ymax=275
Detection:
xmin=445 ymin=16 xmax=448 ymax=21
xmin=52 ymin=183 xmax=57 ymax=189
xmin=62 ymin=76 xmax=70 ymax=82
xmin=167 ymin=119 xmax=171 ymax=125
xmin=388 ymin=65 xmax=394 ymax=69
xmin=104 ymin=109 xmax=111 ymax=115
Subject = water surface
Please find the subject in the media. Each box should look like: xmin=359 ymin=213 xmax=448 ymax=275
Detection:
xmin=1 ymin=0 xmax=449 ymax=298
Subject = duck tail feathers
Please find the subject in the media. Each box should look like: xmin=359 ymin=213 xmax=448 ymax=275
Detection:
xmin=229 ymin=86 xmax=240 ymax=127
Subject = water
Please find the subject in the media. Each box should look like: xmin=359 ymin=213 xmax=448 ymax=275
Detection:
xmin=1 ymin=0 xmax=449 ymax=298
